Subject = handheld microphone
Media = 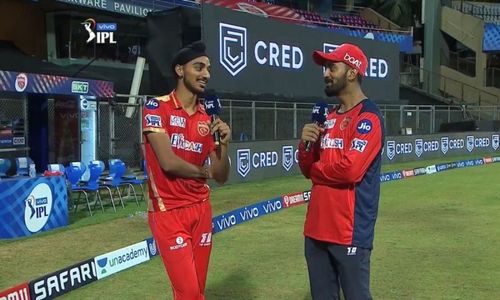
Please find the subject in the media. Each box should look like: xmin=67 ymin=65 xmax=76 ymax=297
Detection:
xmin=305 ymin=102 xmax=329 ymax=152
xmin=203 ymin=93 xmax=222 ymax=146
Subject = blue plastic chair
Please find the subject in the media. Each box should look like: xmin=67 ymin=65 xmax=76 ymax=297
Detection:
xmin=66 ymin=165 xmax=93 ymax=215
xmin=88 ymin=161 xmax=118 ymax=212
xmin=0 ymin=158 xmax=11 ymax=177
xmin=106 ymin=159 xmax=140 ymax=206
xmin=102 ymin=160 xmax=138 ymax=207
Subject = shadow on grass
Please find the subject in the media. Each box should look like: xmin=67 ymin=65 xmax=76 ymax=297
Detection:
xmin=205 ymin=270 xmax=256 ymax=300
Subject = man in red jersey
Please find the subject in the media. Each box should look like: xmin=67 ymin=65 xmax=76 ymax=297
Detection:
xmin=142 ymin=41 xmax=230 ymax=300
xmin=298 ymin=43 xmax=384 ymax=300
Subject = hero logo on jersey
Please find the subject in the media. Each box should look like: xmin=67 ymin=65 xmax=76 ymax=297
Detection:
xmin=237 ymin=149 xmax=251 ymax=177
xmin=145 ymin=114 xmax=162 ymax=128
xmin=170 ymin=115 xmax=186 ymax=128
xmin=356 ymin=119 xmax=372 ymax=134
xmin=145 ymin=99 xmax=159 ymax=109
xmin=282 ymin=146 xmax=294 ymax=171
xmin=351 ymin=138 xmax=368 ymax=153
xmin=219 ymin=23 xmax=247 ymax=76
xmin=415 ymin=139 xmax=423 ymax=157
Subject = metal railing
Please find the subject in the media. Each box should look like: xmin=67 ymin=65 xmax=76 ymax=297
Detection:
xmin=447 ymin=51 xmax=476 ymax=77
xmin=485 ymin=67 xmax=500 ymax=89
xmin=400 ymin=64 xmax=500 ymax=106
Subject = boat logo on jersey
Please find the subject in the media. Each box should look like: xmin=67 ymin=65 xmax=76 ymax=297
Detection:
xmin=198 ymin=121 xmax=210 ymax=137
xmin=324 ymin=119 xmax=336 ymax=129
xmin=170 ymin=115 xmax=186 ymax=128
xmin=340 ymin=117 xmax=352 ymax=130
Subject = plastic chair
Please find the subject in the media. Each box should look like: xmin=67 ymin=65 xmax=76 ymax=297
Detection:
xmin=103 ymin=160 xmax=139 ymax=207
xmin=66 ymin=165 xmax=93 ymax=215
xmin=0 ymin=158 xmax=11 ymax=177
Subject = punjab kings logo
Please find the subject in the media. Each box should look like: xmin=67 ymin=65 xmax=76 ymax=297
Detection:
xmin=340 ymin=117 xmax=352 ymax=130
xmin=15 ymin=73 xmax=28 ymax=92
xmin=198 ymin=121 xmax=210 ymax=137
xmin=219 ymin=23 xmax=247 ymax=76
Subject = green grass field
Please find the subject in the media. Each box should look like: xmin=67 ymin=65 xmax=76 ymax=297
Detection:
xmin=1 ymin=154 xmax=499 ymax=299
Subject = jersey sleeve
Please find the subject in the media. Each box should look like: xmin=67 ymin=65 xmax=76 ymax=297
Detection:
xmin=310 ymin=113 xmax=383 ymax=185
xmin=142 ymin=98 xmax=168 ymax=134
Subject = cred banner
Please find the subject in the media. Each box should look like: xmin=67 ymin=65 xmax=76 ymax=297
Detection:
xmin=202 ymin=4 xmax=400 ymax=102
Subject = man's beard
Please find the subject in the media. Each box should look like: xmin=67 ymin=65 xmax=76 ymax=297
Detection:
xmin=183 ymin=77 xmax=204 ymax=95
xmin=324 ymin=72 xmax=347 ymax=97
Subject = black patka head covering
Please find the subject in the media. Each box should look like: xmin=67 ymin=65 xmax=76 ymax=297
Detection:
xmin=171 ymin=41 xmax=208 ymax=74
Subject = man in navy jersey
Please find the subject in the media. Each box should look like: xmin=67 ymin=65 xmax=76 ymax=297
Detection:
xmin=298 ymin=43 xmax=384 ymax=300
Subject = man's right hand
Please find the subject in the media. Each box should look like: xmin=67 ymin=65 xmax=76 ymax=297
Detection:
xmin=301 ymin=123 xmax=324 ymax=145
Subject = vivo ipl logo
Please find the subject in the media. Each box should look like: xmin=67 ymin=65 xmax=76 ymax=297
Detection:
xmin=441 ymin=137 xmax=449 ymax=154
xmin=282 ymin=146 xmax=294 ymax=172
xmin=24 ymin=183 xmax=53 ymax=233
xmin=466 ymin=135 xmax=474 ymax=152
xmin=237 ymin=149 xmax=251 ymax=177
xmin=386 ymin=140 xmax=396 ymax=160
xmin=492 ymin=134 xmax=499 ymax=150
xmin=219 ymin=23 xmax=247 ymax=76
xmin=81 ymin=18 xmax=117 ymax=44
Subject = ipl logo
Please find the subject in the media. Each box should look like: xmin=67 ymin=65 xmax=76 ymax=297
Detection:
xmin=237 ymin=149 xmax=251 ymax=177
xmin=282 ymin=146 xmax=294 ymax=172
xmin=81 ymin=18 xmax=117 ymax=44
xmin=386 ymin=140 xmax=395 ymax=160
xmin=219 ymin=23 xmax=247 ymax=76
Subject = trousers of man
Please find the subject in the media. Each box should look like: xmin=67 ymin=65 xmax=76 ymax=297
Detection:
xmin=148 ymin=200 xmax=213 ymax=300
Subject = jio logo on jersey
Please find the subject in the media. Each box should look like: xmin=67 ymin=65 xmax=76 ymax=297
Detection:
xmin=145 ymin=99 xmax=159 ymax=109
xmin=356 ymin=119 xmax=372 ymax=134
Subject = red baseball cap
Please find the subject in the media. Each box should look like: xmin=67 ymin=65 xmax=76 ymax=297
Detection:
xmin=313 ymin=43 xmax=368 ymax=76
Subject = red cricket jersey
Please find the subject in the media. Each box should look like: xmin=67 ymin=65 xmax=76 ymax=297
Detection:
xmin=142 ymin=91 xmax=216 ymax=211
xmin=298 ymin=99 xmax=384 ymax=249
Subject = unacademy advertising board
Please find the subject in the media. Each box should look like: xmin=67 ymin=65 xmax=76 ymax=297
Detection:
xmin=202 ymin=4 xmax=400 ymax=102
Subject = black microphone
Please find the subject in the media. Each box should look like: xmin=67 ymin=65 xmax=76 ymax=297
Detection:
xmin=204 ymin=94 xmax=222 ymax=146
xmin=305 ymin=102 xmax=329 ymax=152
